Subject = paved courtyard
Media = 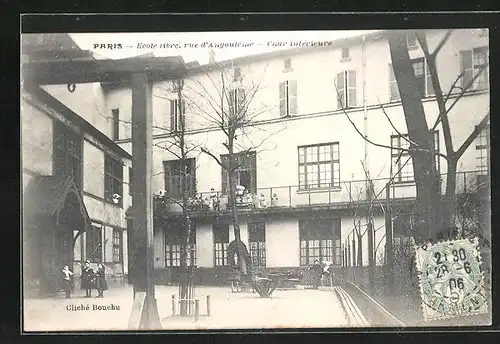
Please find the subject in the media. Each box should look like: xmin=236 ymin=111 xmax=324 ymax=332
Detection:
xmin=23 ymin=285 xmax=350 ymax=331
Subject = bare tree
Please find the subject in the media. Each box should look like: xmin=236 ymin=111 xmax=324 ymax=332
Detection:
xmin=184 ymin=62 xmax=283 ymax=275
xmin=336 ymin=29 xmax=489 ymax=243
xmin=151 ymin=78 xmax=203 ymax=316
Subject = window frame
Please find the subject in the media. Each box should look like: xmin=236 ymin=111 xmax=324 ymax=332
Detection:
xmin=220 ymin=151 xmax=256 ymax=195
xmin=336 ymin=70 xmax=357 ymax=109
xmin=475 ymin=126 xmax=489 ymax=175
xmin=163 ymin=158 xmax=197 ymax=199
xmin=298 ymin=142 xmax=340 ymax=190
xmin=406 ymin=31 xmax=418 ymax=50
xmin=112 ymin=108 xmax=119 ymax=141
xmin=104 ymin=154 xmax=123 ymax=207
xmin=341 ymin=47 xmax=350 ymax=60
xmin=390 ymin=131 xmax=440 ymax=184
xmin=299 ymin=219 xmax=334 ymax=266
xmin=279 ymin=80 xmax=298 ymax=117
xmin=53 ymin=121 xmax=83 ymax=191
xmin=284 ymin=58 xmax=292 ymax=71
xmin=86 ymin=225 xmax=103 ymax=263
xmin=170 ymin=98 xmax=186 ymax=132
xmin=112 ymin=228 xmax=122 ymax=263
xmin=460 ymin=46 xmax=489 ymax=92
xmin=233 ymin=67 xmax=242 ymax=81
xmin=213 ymin=223 xmax=229 ymax=267
xmin=164 ymin=222 xmax=197 ymax=267
xmin=248 ymin=222 xmax=266 ymax=268
xmin=411 ymin=57 xmax=434 ymax=98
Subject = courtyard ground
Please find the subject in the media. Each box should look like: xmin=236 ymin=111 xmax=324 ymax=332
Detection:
xmin=23 ymin=285 xmax=351 ymax=332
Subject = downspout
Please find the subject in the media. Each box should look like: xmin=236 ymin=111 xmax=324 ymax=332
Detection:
xmin=361 ymin=34 xmax=370 ymax=268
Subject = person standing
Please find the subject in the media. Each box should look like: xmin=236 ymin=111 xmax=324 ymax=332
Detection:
xmin=309 ymin=260 xmax=323 ymax=289
xmin=81 ymin=260 xmax=94 ymax=298
xmin=95 ymin=263 xmax=108 ymax=298
xmin=61 ymin=265 xmax=74 ymax=299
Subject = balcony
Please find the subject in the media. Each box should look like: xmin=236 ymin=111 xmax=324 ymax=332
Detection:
xmin=153 ymin=170 xmax=489 ymax=217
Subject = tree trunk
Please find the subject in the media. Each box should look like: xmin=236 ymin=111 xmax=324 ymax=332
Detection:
xmin=357 ymin=233 xmax=363 ymax=267
xmin=227 ymin=134 xmax=247 ymax=275
xmin=388 ymin=32 xmax=443 ymax=243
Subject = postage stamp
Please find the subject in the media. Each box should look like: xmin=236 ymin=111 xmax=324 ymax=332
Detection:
xmin=414 ymin=238 xmax=488 ymax=322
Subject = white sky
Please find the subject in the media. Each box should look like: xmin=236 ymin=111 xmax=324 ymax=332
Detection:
xmin=70 ymin=30 xmax=382 ymax=64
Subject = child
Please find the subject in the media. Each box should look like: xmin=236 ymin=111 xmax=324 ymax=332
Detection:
xmin=61 ymin=265 xmax=74 ymax=299
xmin=81 ymin=260 xmax=94 ymax=298
xmin=95 ymin=263 xmax=108 ymax=298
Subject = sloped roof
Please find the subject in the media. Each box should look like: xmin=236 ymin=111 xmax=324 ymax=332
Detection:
xmin=23 ymin=174 xmax=91 ymax=229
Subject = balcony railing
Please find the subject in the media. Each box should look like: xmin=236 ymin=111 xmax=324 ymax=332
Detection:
xmin=154 ymin=170 xmax=489 ymax=215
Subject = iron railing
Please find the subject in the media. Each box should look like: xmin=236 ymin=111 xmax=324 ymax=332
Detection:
xmin=155 ymin=170 xmax=489 ymax=214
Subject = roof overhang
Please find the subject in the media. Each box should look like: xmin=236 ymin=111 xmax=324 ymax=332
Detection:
xmin=22 ymin=55 xmax=187 ymax=85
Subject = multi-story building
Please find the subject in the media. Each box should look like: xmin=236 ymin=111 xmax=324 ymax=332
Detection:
xmin=42 ymin=29 xmax=490 ymax=286
xmin=22 ymin=35 xmax=132 ymax=296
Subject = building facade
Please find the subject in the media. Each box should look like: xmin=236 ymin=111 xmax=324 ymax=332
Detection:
xmin=22 ymin=85 xmax=132 ymax=296
xmin=44 ymin=29 xmax=490 ymax=286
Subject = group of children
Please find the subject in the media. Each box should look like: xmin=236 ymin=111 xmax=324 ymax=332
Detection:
xmin=61 ymin=260 xmax=108 ymax=299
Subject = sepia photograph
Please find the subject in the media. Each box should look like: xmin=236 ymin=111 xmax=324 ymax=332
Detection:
xmin=21 ymin=28 xmax=491 ymax=331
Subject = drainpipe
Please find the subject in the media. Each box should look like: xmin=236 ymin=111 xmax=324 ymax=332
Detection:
xmin=362 ymin=35 xmax=368 ymax=170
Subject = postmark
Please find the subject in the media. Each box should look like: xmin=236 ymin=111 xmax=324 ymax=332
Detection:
xmin=414 ymin=238 xmax=488 ymax=322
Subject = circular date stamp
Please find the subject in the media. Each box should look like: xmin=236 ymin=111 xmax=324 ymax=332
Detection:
xmin=414 ymin=237 xmax=488 ymax=322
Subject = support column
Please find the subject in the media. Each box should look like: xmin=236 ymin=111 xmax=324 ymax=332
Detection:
xmin=128 ymin=71 xmax=161 ymax=330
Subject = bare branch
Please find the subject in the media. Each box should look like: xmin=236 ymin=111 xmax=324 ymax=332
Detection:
xmin=376 ymin=98 xmax=417 ymax=147
xmin=200 ymin=147 xmax=224 ymax=168
xmin=453 ymin=112 xmax=489 ymax=161
xmin=432 ymin=63 xmax=489 ymax=131
xmin=431 ymin=30 xmax=453 ymax=57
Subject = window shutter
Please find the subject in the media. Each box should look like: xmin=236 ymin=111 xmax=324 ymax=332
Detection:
xmin=347 ymin=70 xmax=357 ymax=107
xmin=389 ymin=63 xmax=400 ymax=101
xmin=250 ymin=152 xmax=257 ymax=193
xmin=189 ymin=158 xmax=197 ymax=196
xmin=237 ymin=88 xmax=246 ymax=114
xmin=336 ymin=72 xmax=345 ymax=109
xmin=460 ymin=50 xmax=473 ymax=89
xmin=289 ymin=80 xmax=298 ymax=115
xmin=170 ymin=100 xmax=176 ymax=131
xmin=279 ymin=81 xmax=286 ymax=117
xmin=221 ymin=155 xmax=229 ymax=194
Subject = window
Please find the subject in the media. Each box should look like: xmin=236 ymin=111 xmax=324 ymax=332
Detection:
xmin=86 ymin=225 xmax=103 ymax=262
xmin=248 ymin=222 xmax=266 ymax=268
xmin=53 ymin=122 xmax=82 ymax=190
xmin=112 ymin=108 xmax=119 ymax=141
xmin=112 ymin=229 xmax=122 ymax=263
xmin=388 ymin=63 xmax=400 ymax=101
xmin=336 ymin=70 xmax=356 ymax=109
xmin=279 ymin=80 xmax=298 ymax=117
xmin=164 ymin=158 xmax=196 ymax=199
xmin=104 ymin=155 xmax=123 ymax=205
xmin=412 ymin=57 xmax=434 ymax=98
xmin=476 ymin=126 xmax=489 ymax=175
xmin=284 ymin=58 xmax=292 ymax=71
xmin=460 ymin=47 xmax=489 ymax=91
xmin=221 ymin=151 xmax=256 ymax=194
xmin=391 ymin=131 xmax=439 ymax=183
xmin=170 ymin=99 xmax=186 ymax=132
xmin=213 ymin=223 xmax=229 ymax=267
xmin=165 ymin=222 xmax=196 ymax=267
xmin=233 ymin=67 xmax=242 ymax=81
xmin=228 ymin=88 xmax=246 ymax=116
xmin=406 ymin=31 xmax=418 ymax=49
xmin=299 ymin=219 xmax=334 ymax=265
xmin=341 ymin=47 xmax=350 ymax=60
xmin=335 ymin=238 xmax=341 ymax=266
xmin=298 ymin=143 xmax=340 ymax=189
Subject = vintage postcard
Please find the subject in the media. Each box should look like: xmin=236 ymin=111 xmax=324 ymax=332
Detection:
xmin=21 ymin=28 xmax=491 ymax=331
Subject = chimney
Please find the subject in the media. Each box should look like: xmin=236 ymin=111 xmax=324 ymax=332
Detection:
xmin=208 ymin=49 xmax=216 ymax=64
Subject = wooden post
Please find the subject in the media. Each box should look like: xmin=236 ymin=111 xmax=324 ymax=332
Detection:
xmin=385 ymin=182 xmax=394 ymax=293
xmin=206 ymin=295 xmax=211 ymax=317
xmin=128 ymin=72 xmax=161 ymax=330
xmin=172 ymin=294 xmax=176 ymax=316
xmin=195 ymin=299 xmax=200 ymax=321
